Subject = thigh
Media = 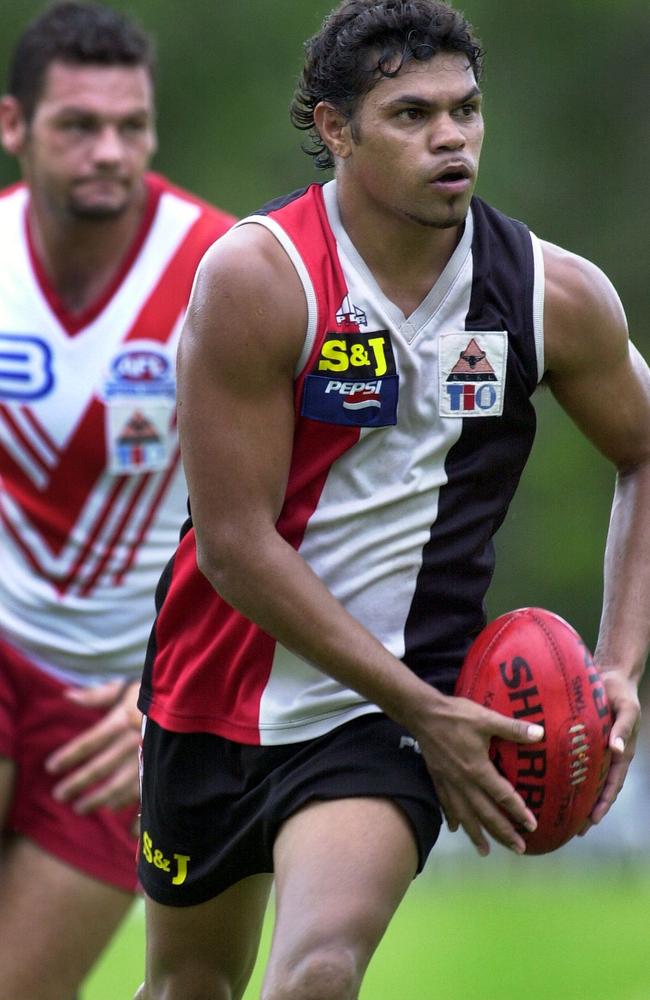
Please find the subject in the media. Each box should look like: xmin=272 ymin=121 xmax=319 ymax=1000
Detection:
xmin=142 ymin=873 xmax=273 ymax=1000
xmin=262 ymin=796 xmax=419 ymax=998
xmin=0 ymin=836 xmax=133 ymax=1000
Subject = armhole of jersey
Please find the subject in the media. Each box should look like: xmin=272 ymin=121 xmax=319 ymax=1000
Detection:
xmin=530 ymin=231 xmax=545 ymax=383
xmin=234 ymin=215 xmax=318 ymax=378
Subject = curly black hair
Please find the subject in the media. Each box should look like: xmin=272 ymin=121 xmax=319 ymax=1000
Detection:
xmin=291 ymin=0 xmax=483 ymax=169
xmin=6 ymin=1 xmax=155 ymax=122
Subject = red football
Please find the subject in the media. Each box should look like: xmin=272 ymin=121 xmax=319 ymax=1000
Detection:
xmin=455 ymin=607 xmax=612 ymax=854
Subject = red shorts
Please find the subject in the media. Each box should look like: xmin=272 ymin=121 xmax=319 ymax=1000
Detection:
xmin=0 ymin=638 xmax=139 ymax=893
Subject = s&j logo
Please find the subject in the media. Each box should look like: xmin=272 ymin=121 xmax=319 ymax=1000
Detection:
xmin=302 ymin=329 xmax=399 ymax=428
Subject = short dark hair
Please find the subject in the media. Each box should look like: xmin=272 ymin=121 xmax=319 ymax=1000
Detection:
xmin=290 ymin=0 xmax=483 ymax=169
xmin=6 ymin=1 xmax=156 ymax=121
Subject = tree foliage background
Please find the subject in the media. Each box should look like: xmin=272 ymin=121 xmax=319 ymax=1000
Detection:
xmin=1 ymin=0 xmax=648 ymax=658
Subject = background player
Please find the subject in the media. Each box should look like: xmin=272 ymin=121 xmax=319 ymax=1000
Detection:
xmin=0 ymin=3 xmax=235 ymax=997
xmin=136 ymin=1 xmax=650 ymax=998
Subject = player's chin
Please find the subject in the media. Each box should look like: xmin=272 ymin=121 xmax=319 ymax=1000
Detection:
xmin=438 ymin=193 xmax=473 ymax=228
xmin=408 ymin=197 xmax=471 ymax=231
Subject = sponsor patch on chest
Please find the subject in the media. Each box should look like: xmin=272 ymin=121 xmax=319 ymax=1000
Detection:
xmin=0 ymin=333 xmax=54 ymax=400
xmin=439 ymin=331 xmax=508 ymax=418
xmin=301 ymin=329 xmax=398 ymax=427
xmin=102 ymin=342 xmax=176 ymax=474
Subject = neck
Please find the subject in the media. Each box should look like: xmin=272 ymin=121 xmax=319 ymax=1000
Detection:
xmin=27 ymin=182 xmax=148 ymax=316
xmin=334 ymin=177 xmax=466 ymax=317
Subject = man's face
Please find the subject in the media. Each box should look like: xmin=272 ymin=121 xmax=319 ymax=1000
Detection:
xmin=343 ymin=52 xmax=484 ymax=230
xmin=17 ymin=60 xmax=157 ymax=220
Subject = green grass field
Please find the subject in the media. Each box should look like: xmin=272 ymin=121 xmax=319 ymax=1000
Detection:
xmin=82 ymin=861 xmax=650 ymax=1000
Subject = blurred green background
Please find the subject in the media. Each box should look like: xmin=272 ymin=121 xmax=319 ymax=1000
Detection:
xmin=83 ymin=863 xmax=650 ymax=999
xmin=2 ymin=0 xmax=648 ymax=651
xmin=1 ymin=2 xmax=649 ymax=998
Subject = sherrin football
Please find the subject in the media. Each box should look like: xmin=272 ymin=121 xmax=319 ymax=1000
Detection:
xmin=455 ymin=607 xmax=612 ymax=854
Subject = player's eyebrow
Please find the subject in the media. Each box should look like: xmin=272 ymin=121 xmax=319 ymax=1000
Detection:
xmin=55 ymin=104 xmax=150 ymax=116
xmin=52 ymin=105 xmax=152 ymax=125
xmin=383 ymin=85 xmax=482 ymax=111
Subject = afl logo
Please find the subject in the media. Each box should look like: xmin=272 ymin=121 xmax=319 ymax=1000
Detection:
xmin=111 ymin=350 xmax=170 ymax=382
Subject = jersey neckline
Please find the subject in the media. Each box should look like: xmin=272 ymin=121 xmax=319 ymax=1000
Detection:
xmin=23 ymin=173 xmax=162 ymax=337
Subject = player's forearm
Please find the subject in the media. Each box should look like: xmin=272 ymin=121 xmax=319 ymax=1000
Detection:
xmin=595 ymin=458 xmax=650 ymax=683
xmin=194 ymin=525 xmax=443 ymax=728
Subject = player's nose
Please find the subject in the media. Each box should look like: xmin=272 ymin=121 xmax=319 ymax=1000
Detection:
xmin=429 ymin=114 xmax=466 ymax=151
xmin=92 ymin=124 xmax=124 ymax=164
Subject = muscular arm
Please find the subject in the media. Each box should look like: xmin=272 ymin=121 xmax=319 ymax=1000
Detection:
xmin=177 ymin=223 xmax=543 ymax=856
xmin=543 ymin=241 xmax=650 ymax=821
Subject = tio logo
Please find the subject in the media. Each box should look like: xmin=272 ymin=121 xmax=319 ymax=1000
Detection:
xmin=445 ymin=383 xmax=497 ymax=412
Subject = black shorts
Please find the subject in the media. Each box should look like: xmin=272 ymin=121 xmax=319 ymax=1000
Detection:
xmin=138 ymin=712 xmax=443 ymax=907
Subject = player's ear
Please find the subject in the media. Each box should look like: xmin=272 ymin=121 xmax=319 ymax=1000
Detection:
xmin=0 ymin=96 xmax=28 ymax=156
xmin=313 ymin=101 xmax=353 ymax=160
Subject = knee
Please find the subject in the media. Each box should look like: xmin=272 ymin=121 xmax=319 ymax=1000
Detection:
xmin=263 ymin=946 xmax=360 ymax=1000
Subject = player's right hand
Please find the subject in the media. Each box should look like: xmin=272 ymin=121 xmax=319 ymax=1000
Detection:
xmin=412 ymin=694 xmax=543 ymax=856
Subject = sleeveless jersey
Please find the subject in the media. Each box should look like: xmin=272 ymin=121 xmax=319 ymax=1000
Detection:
xmin=0 ymin=174 xmax=235 ymax=683
xmin=139 ymin=180 xmax=545 ymax=744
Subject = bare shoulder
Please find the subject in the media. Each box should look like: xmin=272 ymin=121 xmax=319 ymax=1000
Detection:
xmin=541 ymin=239 xmax=629 ymax=376
xmin=184 ymin=220 xmax=308 ymax=373
xmin=541 ymin=240 xmax=650 ymax=469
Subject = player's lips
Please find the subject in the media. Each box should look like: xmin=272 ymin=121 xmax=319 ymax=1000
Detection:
xmin=74 ymin=176 xmax=129 ymax=192
xmin=428 ymin=161 xmax=473 ymax=192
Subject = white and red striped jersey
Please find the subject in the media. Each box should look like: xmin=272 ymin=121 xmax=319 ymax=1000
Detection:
xmin=0 ymin=173 xmax=235 ymax=683
xmin=140 ymin=180 xmax=545 ymax=744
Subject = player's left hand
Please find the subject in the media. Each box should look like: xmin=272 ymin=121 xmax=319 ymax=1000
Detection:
xmin=45 ymin=679 xmax=141 ymax=814
xmin=581 ymin=668 xmax=641 ymax=832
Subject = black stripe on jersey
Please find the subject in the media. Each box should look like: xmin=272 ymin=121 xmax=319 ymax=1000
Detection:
xmin=256 ymin=184 xmax=320 ymax=217
xmin=402 ymin=198 xmax=539 ymax=690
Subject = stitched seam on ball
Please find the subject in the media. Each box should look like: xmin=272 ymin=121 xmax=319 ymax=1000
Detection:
xmin=466 ymin=617 xmax=519 ymax=697
xmin=531 ymin=610 xmax=575 ymax=713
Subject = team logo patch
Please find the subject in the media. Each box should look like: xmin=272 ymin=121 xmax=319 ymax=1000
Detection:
xmin=335 ymin=294 xmax=368 ymax=327
xmin=111 ymin=406 xmax=168 ymax=471
xmin=439 ymin=331 xmax=508 ymax=418
xmin=302 ymin=329 xmax=398 ymax=427
xmin=102 ymin=341 xmax=176 ymax=474
xmin=110 ymin=349 xmax=171 ymax=384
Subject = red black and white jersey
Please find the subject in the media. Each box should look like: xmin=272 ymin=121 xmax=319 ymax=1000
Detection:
xmin=140 ymin=180 xmax=545 ymax=744
xmin=0 ymin=174 xmax=235 ymax=682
